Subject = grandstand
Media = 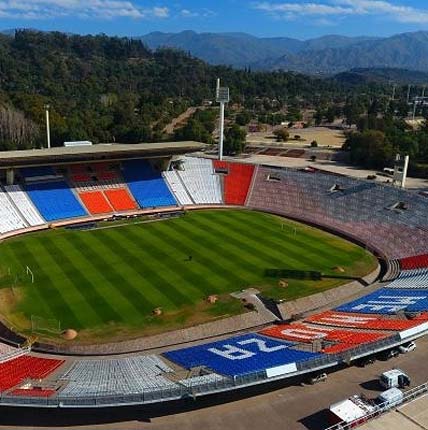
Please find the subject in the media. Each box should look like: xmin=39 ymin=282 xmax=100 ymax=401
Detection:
xmin=0 ymin=142 xmax=427 ymax=409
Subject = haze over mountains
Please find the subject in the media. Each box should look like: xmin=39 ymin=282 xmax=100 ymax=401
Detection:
xmin=140 ymin=30 xmax=428 ymax=75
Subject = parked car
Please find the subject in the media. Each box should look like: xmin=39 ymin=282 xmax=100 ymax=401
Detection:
xmin=308 ymin=373 xmax=327 ymax=385
xmin=399 ymin=341 xmax=416 ymax=354
xmin=301 ymin=372 xmax=327 ymax=385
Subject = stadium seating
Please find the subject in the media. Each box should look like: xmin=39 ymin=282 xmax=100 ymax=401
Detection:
xmin=246 ymin=166 xmax=428 ymax=259
xmin=59 ymin=356 xmax=176 ymax=397
xmin=400 ymin=254 xmax=428 ymax=270
xmin=0 ymin=189 xmax=27 ymax=233
xmin=178 ymin=373 xmax=225 ymax=388
xmin=213 ymin=161 xmax=255 ymax=205
xmin=104 ymin=189 xmax=137 ymax=212
xmin=387 ymin=269 xmax=428 ymax=289
xmin=306 ymin=310 xmax=428 ymax=331
xmin=164 ymin=334 xmax=321 ymax=377
xmin=4 ymin=184 xmax=45 ymax=226
xmin=79 ymin=191 xmax=113 ymax=214
xmin=26 ymin=181 xmax=87 ymax=221
xmin=0 ymin=356 xmax=64 ymax=392
xmin=10 ymin=388 xmax=56 ymax=397
xmin=335 ymin=288 xmax=428 ymax=314
xmin=163 ymin=170 xmax=194 ymax=205
xmin=261 ymin=323 xmax=333 ymax=342
xmin=261 ymin=323 xmax=387 ymax=345
xmin=176 ymin=157 xmax=222 ymax=204
xmin=122 ymin=160 xmax=177 ymax=208
xmin=21 ymin=166 xmax=56 ymax=179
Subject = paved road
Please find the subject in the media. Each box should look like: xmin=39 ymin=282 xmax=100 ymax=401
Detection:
xmin=1 ymin=336 xmax=427 ymax=430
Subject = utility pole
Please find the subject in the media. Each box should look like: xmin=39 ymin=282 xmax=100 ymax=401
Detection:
xmin=45 ymin=104 xmax=51 ymax=149
xmin=407 ymin=84 xmax=412 ymax=104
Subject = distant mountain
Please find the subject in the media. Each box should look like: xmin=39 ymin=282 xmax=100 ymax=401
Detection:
xmin=140 ymin=30 xmax=428 ymax=75
xmin=139 ymin=31 xmax=374 ymax=68
xmin=263 ymin=31 xmax=428 ymax=75
xmin=334 ymin=68 xmax=428 ymax=85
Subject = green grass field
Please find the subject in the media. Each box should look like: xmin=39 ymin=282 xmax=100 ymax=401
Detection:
xmin=0 ymin=209 xmax=377 ymax=343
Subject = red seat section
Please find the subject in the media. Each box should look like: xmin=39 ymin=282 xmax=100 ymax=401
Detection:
xmin=306 ymin=311 xmax=428 ymax=331
xmin=79 ymin=191 xmax=112 ymax=214
xmin=214 ymin=161 xmax=255 ymax=205
xmin=71 ymin=174 xmax=92 ymax=182
xmin=400 ymin=254 xmax=428 ymax=270
xmin=322 ymin=343 xmax=356 ymax=354
xmin=105 ymin=189 xmax=137 ymax=211
xmin=261 ymin=324 xmax=334 ymax=342
xmin=261 ymin=323 xmax=387 ymax=344
xmin=10 ymin=388 xmax=56 ymax=397
xmin=0 ymin=356 xmax=64 ymax=392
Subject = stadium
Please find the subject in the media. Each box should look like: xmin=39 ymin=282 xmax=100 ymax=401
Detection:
xmin=0 ymin=139 xmax=427 ymax=424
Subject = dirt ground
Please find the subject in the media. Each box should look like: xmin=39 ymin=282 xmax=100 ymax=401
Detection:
xmin=247 ymin=127 xmax=346 ymax=148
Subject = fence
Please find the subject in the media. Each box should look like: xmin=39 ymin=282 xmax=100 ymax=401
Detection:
xmin=0 ymin=330 xmax=422 ymax=409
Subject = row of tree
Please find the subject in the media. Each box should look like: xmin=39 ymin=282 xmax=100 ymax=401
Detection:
xmin=0 ymin=30 xmax=393 ymax=150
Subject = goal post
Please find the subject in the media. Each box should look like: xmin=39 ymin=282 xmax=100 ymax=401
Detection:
xmin=26 ymin=266 xmax=34 ymax=284
xmin=30 ymin=315 xmax=61 ymax=334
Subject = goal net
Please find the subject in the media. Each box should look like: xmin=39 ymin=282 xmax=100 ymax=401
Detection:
xmin=31 ymin=315 xmax=61 ymax=335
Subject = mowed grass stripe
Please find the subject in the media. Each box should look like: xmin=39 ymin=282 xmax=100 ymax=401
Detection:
xmin=86 ymin=233 xmax=162 ymax=314
xmin=0 ymin=209 xmax=377 ymax=336
xmin=148 ymin=221 xmax=249 ymax=289
xmin=119 ymin=225 xmax=216 ymax=299
xmin=147 ymin=223 xmax=237 ymax=293
xmin=204 ymin=211 xmax=345 ymax=269
xmin=107 ymin=228 xmax=194 ymax=308
xmin=39 ymin=236 xmax=122 ymax=324
xmin=156 ymin=220 xmax=254 ymax=289
xmin=183 ymin=213 xmax=311 ymax=270
xmin=87 ymin=231 xmax=162 ymax=311
xmin=61 ymin=233 xmax=144 ymax=323
xmin=171 ymin=216 xmax=279 ymax=279
xmin=9 ymin=241 xmax=86 ymax=328
xmin=92 ymin=229 xmax=179 ymax=310
xmin=226 ymin=210 xmax=358 ymax=265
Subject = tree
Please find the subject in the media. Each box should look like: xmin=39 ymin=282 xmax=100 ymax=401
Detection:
xmin=273 ymin=128 xmax=289 ymax=142
xmin=224 ymin=125 xmax=247 ymax=155
xmin=310 ymin=140 xmax=318 ymax=147
xmin=235 ymin=111 xmax=252 ymax=126
xmin=345 ymin=130 xmax=394 ymax=168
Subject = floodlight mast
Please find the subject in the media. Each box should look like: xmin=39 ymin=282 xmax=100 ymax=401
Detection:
xmin=216 ymin=78 xmax=230 ymax=161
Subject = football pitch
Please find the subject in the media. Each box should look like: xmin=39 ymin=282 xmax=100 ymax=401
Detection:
xmin=0 ymin=209 xmax=377 ymax=342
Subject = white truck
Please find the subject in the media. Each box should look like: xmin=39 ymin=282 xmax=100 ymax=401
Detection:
xmin=379 ymin=369 xmax=410 ymax=389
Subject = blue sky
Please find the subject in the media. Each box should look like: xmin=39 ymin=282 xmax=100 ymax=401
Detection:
xmin=1 ymin=0 xmax=428 ymax=39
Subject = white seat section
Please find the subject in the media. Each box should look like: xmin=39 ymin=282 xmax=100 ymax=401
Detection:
xmin=4 ymin=184 xmax=45 ymax=226
xmin=387 ymin=269 xmax=428 ymax=289
xmin=0 ymin=190 xmax=27 ymax=234
xmin=59 ymin=356 xmax=178 ymax=397
xmin=177 ymin=157 xmax=222 ymax=204
xmin=163 ymin=171 xmax=193 ymax=205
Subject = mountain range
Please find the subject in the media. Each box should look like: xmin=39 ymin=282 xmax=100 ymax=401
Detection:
xmin=139 ymin=30 xmax=428 ymax=75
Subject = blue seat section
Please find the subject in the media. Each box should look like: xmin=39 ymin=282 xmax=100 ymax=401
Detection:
xmin=164 ymin=333 xmax=321 ymax=377
xmin=21 ymin=166 xmax=55 ymax=178
xmin=336 ymin=288 xmax=428 ymax=315
xmin=26 ymin=181 xmax=87 ymax=221
xmin=122 ymin=160 xmax=176 ymax=208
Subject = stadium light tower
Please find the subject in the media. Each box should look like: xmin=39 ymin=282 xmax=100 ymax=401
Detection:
xmin=44 ymin=104 xmax=51 ymax=149
xmin=216 ymin=78 xmax=230 ymax=161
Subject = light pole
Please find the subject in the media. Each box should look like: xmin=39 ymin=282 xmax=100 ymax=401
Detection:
xmin=216 ymin=78 xmax=229 ymax=161
xmin=45 ymin=104 xmax=51 ymax=149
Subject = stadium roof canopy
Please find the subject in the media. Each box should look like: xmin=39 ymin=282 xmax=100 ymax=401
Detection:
xmin=0 ymin=141 xmax=204 ymax=169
